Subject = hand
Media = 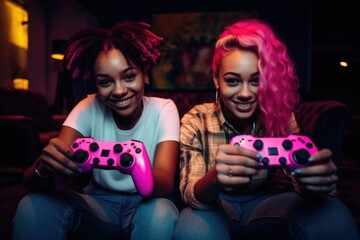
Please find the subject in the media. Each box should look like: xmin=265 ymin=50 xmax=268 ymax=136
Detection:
xmin=215 ymin=144 xmax=260 ymax=190
xmin=291 ymin=148 xmax=338 ymax=196
xmin=37 ymin=138 xmax=82 ymax=176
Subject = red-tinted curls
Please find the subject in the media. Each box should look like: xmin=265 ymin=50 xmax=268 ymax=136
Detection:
xmin=60 ymin=21 xmax=163 ymax=82
xmin=213 ymin=18 xmax=300 ymax=137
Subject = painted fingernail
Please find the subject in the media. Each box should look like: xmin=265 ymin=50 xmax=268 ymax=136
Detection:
xmin=308 ymin=156 xmax=315 ymax=162
xmin=293 ymin=169 xmax=301 ymax=175
xmin=256 ymin=153 xmax=262 ymax=159
xmin=76 ymin=168 xmax=83 ymax=174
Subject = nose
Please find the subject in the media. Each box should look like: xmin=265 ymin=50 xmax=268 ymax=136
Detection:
xmin=112 ymin=81 xmax=127 ymax=97
xmin=237 ymin=84 xmax=252 ymax=99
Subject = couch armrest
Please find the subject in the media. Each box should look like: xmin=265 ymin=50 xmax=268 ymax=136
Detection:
xmin=0 ymin=116 xmax=41 ymax=168
xmin=51 ymin=114 xmax=67 ymax=130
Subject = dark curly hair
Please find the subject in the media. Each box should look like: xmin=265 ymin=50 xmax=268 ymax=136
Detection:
xmin=60 ymin=21 xmax=163 ymax=82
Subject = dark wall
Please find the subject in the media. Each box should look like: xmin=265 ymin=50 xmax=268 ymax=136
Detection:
xmin=76 ymin=0 xmax=311 ymax=94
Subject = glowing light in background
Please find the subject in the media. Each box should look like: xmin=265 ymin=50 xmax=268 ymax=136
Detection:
xmin=6 ymin=0 xmax=28 ymax=50
xmin=340 ymin=61 xmax=348 ymax=67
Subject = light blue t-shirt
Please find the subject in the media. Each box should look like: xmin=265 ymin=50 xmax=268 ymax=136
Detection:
xmin=63 ymin=94 xmax=179 ymax=192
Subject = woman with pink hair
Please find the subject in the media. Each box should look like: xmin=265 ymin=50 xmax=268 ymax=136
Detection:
xmin=173 ymin=18 xmax=359 ymax=239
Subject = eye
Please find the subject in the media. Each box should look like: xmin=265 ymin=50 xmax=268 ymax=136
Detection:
xmin=224 ymin=78 xmax=240 ymax=86
xmin=250 ymin=76 xmax=260 ymax=86
xmin=123 ymin=73 xmax=137 ymax=82
xmin=97 ymin=79 xmax=113 ymax=87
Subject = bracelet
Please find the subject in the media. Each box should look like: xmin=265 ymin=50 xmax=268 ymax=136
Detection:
xmin=34 ymin=162 xmax=53 ymax=178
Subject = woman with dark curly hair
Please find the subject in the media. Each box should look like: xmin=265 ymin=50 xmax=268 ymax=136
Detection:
xmin=13 ymin=21 xmax=180 ymax=239
xmin=173 ymin=18 xmax=359 ymax=239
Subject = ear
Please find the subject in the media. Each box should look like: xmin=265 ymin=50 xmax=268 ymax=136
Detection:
xmin=213 ymin=74 xmax=219 ymax=89
xmin=144 ymin=73 xmax=149 ymax=84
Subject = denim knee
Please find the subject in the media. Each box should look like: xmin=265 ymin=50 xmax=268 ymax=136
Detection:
xmin=12 ymin=193 xmax=73 ymax=240
xmin=173 ymin=207 xmax=231 ymax=240
xmin=131 ymin=197 xmax=179 ymax=239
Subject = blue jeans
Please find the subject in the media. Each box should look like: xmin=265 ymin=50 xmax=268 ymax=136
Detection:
xmin=12 ymin=184 xmax=179 ymax=240
xmin=173 ymin=191 xmax=359 ymax=240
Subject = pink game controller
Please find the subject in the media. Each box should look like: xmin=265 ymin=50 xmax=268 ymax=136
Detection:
xmin=56 ymin=138 xmax=154 ymax=197
xmin=229 ymin=134 xmax=318 ymax=171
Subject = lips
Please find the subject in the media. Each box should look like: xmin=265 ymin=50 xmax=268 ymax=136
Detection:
xmin=234 ymin=101 xmax=254 ymax=111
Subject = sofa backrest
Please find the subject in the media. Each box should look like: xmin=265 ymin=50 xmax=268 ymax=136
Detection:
xmin=0 ymin=87 xmax=53 ymax=132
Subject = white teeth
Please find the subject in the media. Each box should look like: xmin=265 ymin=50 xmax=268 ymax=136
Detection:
xmin=237 ymin=103 xmax=251 ymax=107
xmin=115 ymin=98 xmax=130 ymax=105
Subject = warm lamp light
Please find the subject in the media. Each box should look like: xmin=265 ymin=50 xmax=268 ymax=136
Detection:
xmin=51 ymin=39 xmax=67 ymax=60
xmin=13 ymin=78 xmax=29 ymax=90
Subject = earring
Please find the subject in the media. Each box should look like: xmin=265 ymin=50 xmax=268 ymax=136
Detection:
xmin=145 ymin=82 xmax=151 ymax=93
xmin=215 ymin=88 xmax=219 ymax=104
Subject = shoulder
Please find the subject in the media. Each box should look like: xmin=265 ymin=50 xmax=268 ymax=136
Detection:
xmin=144 ymin=96 xmax=178 ymax=112
xmin=181 ymin=102 xmax=217 ymax=124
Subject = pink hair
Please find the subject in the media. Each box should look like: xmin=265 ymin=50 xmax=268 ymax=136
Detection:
xmin=213 ymin=18 xmax=300 ymax=137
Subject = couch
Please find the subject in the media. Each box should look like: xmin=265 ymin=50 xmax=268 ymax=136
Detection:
xmin=0 ymin=89 xmax=351 ymax=239
xmin=0 ymin=87 xmax=66 ymax=186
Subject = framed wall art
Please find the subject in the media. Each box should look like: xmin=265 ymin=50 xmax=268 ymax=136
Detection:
xmin=151 ymin=11 xmax=255 ymax=90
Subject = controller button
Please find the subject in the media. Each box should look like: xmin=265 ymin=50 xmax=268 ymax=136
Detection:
xmin=72 ymin=150 xmax=89 ymax=163
xmin=261 ymin=157 xmax=269 ymax=165
xmin=282 ymin=139 xmax=293 ymax=150
xmin=306 ymin=142 xmax=314 ymax=149
xmin=293 ymin=149 xmax=310 ymax=165
xmin=89 ymin=142 xmax=99 ymax=152
xmin=135 ymin=148 xmax=141 ymax=154
xmin=279 ymin=157 xmax=287 ymax=165
xmin=107 ymin=158 xmax=114 ymax=166
xmin=234 ymin=143 xmax=240 ymax=146
xmin=253 ymin=140 xmax=263 ymax=150
xmin=72 ymin=143 xmax=79 ymax=149
xmin=120 ymin=153 xmax=134 ymax=167
xmin=114 ymin=144 xmax=123 ymax=153
xmin=93 ymin=158 xmax=100 ymax=165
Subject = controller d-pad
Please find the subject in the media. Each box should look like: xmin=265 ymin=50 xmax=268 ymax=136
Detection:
xmin=90 ymin=142 xmax=99 ymax=152
xmin=120 ymin=153 xmax=134 ymax=167
xmin=253 ymin=140 xmax=263 ymax=150
xmin=114 ymin=144 xmax=123 ymax=153
xmin=282 ymin=139 xmax=293 ymax=150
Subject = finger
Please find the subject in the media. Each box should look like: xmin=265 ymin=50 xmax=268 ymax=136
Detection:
xmin=308 ymin=148 xmax=332 ymax=164
xmin=295 ymin=174 xmax=338 ymax=186
xmin=301 ymin=184 xmax=337 ymax=195
xmin=292 ymin=162 xmax=337 ymax=176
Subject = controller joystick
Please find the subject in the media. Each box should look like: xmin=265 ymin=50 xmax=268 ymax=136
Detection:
xmin=230 ymin=134 xmax=318 ymax=170
xmin=56 ymin=138 xmax=154 ymax=197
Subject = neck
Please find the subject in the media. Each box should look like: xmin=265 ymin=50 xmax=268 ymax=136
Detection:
xmin=112 ymin=101 xmax=143 ymax=130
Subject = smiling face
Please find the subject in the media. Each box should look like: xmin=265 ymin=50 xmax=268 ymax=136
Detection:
xmin=94 ymin=48 xmax=148 ymax=129
xmin=214 ymin=48 xmax=260 ymax=127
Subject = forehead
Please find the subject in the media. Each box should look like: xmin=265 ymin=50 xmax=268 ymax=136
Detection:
xmin=220 ymin=49 xmax=259 ymax=72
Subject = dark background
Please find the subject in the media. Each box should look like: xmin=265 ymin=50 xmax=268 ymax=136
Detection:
xmin=74 ymin=0 xmax=360 ymax=98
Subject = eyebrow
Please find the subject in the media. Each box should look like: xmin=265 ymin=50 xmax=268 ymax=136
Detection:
xmin=95 ymin=66 xmax=135 ymax=78
xmin=224 ymin=71 xmax=259 ymax=78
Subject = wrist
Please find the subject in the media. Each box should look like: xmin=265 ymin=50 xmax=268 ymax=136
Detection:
xmin=34 ymin=161 xmax=54 ymax=178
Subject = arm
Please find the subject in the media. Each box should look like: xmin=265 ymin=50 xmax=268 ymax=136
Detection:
xmin=23 ymin=126 xmax=83 ymax=192
xmin=152 ymin=140 xmax=179 ymax=196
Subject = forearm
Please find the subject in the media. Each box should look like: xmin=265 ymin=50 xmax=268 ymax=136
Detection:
xmin=194 ymin=167 xmax=222 ymax=204
xmin=151 ymin=169 xmax=174 ymax=197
